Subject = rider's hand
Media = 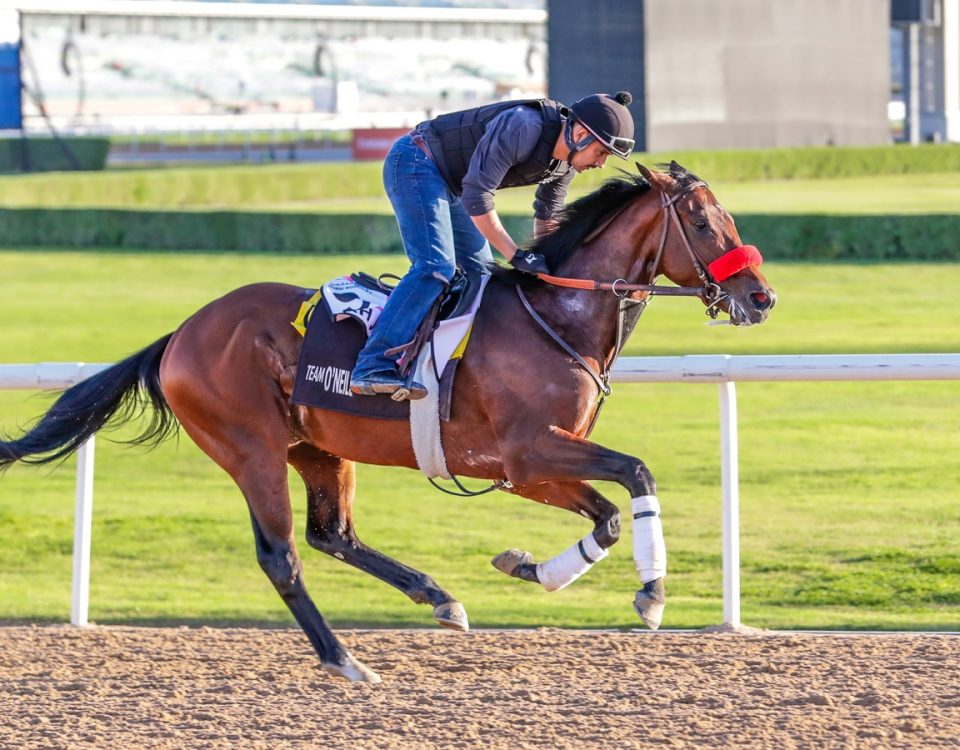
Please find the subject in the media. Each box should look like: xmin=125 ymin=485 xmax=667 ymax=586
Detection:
xmin=509 ymin=249 xmax=550 ymax=275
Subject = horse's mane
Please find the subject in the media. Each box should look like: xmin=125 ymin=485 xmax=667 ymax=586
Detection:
xmin=528 ymin=173 xmax=652 ymax=272
xmin=489 ymin=162 xmax=704 ymax=284
xmin=489 ymin=173 xmax=651 ymax=284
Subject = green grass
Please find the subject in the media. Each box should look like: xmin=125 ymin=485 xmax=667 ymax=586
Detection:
xmin=711 ymin=172 xmax=960 ymax=215
xmin=0 ymin=162 xmax=387 ymax=209
xmin=2 ymin=165 xmax=956 ymax=260
xmin=1 ymin=251 xmax=958 ymax=631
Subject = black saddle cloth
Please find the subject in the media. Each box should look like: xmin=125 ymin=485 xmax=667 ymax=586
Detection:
xmin=291 ymin=293 xmax=410 ymax=420
xmin=289 ymin=271 xmax=483 ymax=421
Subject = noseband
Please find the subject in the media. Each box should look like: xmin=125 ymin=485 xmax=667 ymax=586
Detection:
xmin=536 ymin=182 xmax=762 ymax=319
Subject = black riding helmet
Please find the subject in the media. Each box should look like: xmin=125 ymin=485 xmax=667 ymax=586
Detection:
xmin=564 ymin=91 xmax=635 ymax=161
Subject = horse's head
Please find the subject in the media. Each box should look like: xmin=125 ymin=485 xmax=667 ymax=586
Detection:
xmin=637 ymin=162 xmax=776 ymax=326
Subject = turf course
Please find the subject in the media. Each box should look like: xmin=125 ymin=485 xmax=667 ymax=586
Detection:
xmin=1 ymin=251 xmax=958 ymax=631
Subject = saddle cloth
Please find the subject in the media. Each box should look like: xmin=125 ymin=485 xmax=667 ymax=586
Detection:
xmin=290 ymin=273 xmax=489 ymax=426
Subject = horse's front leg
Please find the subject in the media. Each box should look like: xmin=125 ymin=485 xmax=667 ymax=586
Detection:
xmin=500 ymin=427 xmax=667 ymax=629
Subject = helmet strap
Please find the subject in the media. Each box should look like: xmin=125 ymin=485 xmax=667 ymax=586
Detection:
xmin=563 ymin=119 xmax=596 ymax=166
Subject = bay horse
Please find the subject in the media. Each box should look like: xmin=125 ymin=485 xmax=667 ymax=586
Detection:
xmin=0 ymin=163 xmax=775 ymax=683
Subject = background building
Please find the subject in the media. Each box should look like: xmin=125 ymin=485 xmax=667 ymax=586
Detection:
xmin=892 ymin=0 xmax=960 ymax=143
xmin=12 ymin=0 xmax=545 ymax=132
xmin=549 ymin=0 xmax=892 ymax=151
xmin=0 ymin=9 xmax=21 ymax=130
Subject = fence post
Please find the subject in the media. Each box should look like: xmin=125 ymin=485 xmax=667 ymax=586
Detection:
xmin=71 ymin=435 xmax=95 ymax=626
xmin=718 ymin=381 xmax=741 ymax=627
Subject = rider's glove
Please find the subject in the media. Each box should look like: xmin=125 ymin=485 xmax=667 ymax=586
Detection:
xmin=509 ymin=249 xmax=550 ymax=276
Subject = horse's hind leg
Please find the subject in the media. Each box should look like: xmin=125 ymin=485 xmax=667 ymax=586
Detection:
xmin=288 ymin=443 xmax=468 ymax=632
xmin=245 ymin=503 xmax=379 ymax=684
xmin=167 ymin=407 xmax=379 ymax=683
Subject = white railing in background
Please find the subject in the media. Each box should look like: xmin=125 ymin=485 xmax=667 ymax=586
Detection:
xmin=0 ymin=363 xmax=109 ymax=626
xmin=1 ymin=354 xmax=959 ymax=628
xmin=610 ymin=353 xmax=960 ymax=627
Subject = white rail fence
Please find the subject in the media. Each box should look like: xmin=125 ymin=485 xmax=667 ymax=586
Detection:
xmin=1 ymin=354 xmax=958 ymax=628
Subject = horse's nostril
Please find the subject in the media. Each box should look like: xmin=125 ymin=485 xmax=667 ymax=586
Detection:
xmin=751 ymin=292 xmax=771 ymax=310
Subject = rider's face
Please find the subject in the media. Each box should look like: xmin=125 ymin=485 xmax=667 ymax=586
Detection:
xmin=568 ymin=125 xmax=611 ymax=172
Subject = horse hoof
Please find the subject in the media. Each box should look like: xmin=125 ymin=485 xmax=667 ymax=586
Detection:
xmin=322 ymin=651 xmax=381 ymax=684
xmin=491 ymin=548 xmax=533 ymax=577
xmin=633 ymin=578 xmax=666 ymax=630
xmin=434 ymin=601 xmax=469 ymax=632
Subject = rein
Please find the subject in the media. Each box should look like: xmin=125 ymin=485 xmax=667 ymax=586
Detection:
xmin=534 ymin=273 xmax=703 ymax=297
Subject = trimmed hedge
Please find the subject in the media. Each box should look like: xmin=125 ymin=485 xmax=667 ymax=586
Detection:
xmin=2 ymin=143 xmax=960 ymax=208
xmin=0 ymin=137 xmax=110 ymax=173
xmin=1 ymin=143 xmax=958 ymax=260
xmin=735 ymin=214 xmax=960 ymax=261
xmin=0 ymin=208 xmax=532 ymax=255
xmin=1 ymin=207 xmax=956 ymax=260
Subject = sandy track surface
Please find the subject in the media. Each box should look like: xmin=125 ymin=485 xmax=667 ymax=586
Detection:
xmin=1 ymin=625 xmax=958 ymax=749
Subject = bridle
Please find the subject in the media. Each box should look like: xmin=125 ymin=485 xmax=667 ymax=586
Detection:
xmin=535 ymin=180 xmax=760 ymax=320
xmin=648 ymin=181 xmax=728 ymax=318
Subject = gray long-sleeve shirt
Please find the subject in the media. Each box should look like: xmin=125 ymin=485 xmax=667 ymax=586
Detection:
xmin=459 ymin=105 xmax=575 ymax=220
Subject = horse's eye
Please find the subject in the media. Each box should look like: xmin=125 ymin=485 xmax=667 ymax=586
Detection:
xmin=694 ymin=219 xmax=709 ymax=231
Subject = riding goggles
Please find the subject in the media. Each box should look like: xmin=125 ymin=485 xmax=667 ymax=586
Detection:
xmin=578 ymin=120 xmax=635 ymax=159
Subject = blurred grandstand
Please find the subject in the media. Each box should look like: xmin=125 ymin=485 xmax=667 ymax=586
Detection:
xmin=13 ymin=0 xmax=547 ymax=163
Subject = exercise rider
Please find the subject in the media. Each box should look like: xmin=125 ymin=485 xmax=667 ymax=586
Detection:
xmin=350 ymin=91 xmax=637 ymax=400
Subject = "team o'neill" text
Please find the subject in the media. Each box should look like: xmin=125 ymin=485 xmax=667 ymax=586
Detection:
xmin=305 ymin=364 xmax=353 ymax=396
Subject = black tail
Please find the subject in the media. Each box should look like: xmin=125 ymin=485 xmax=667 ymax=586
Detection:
xmin=0 ymin=334 xmax=177 ymax=469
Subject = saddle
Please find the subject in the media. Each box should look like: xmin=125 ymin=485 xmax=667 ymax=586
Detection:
xmin=385 ymin=270 xmax=482 ymax=376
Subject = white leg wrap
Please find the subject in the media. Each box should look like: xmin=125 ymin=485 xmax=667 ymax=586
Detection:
xmin=632 ymin=495 xmax=667 ymax=583
xmin=536 ymin=532 xmax=609 ymax=592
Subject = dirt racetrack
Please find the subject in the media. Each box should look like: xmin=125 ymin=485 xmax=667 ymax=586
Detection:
xmin=2 ymin=624 xmax=958 ymax=749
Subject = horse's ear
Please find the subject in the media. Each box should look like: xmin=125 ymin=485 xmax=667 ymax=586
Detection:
xmin=635 ymin=162 xmax=654 ymax=181
xmin=668 ymin=160 xmax=688 ymax=181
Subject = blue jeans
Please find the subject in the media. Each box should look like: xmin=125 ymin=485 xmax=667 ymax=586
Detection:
xmin=352 ymin=135 xmax=492 ymax=379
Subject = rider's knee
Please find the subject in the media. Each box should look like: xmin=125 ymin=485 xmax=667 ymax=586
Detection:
xmin=410 ymin=261 xmax=456 ymax=285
